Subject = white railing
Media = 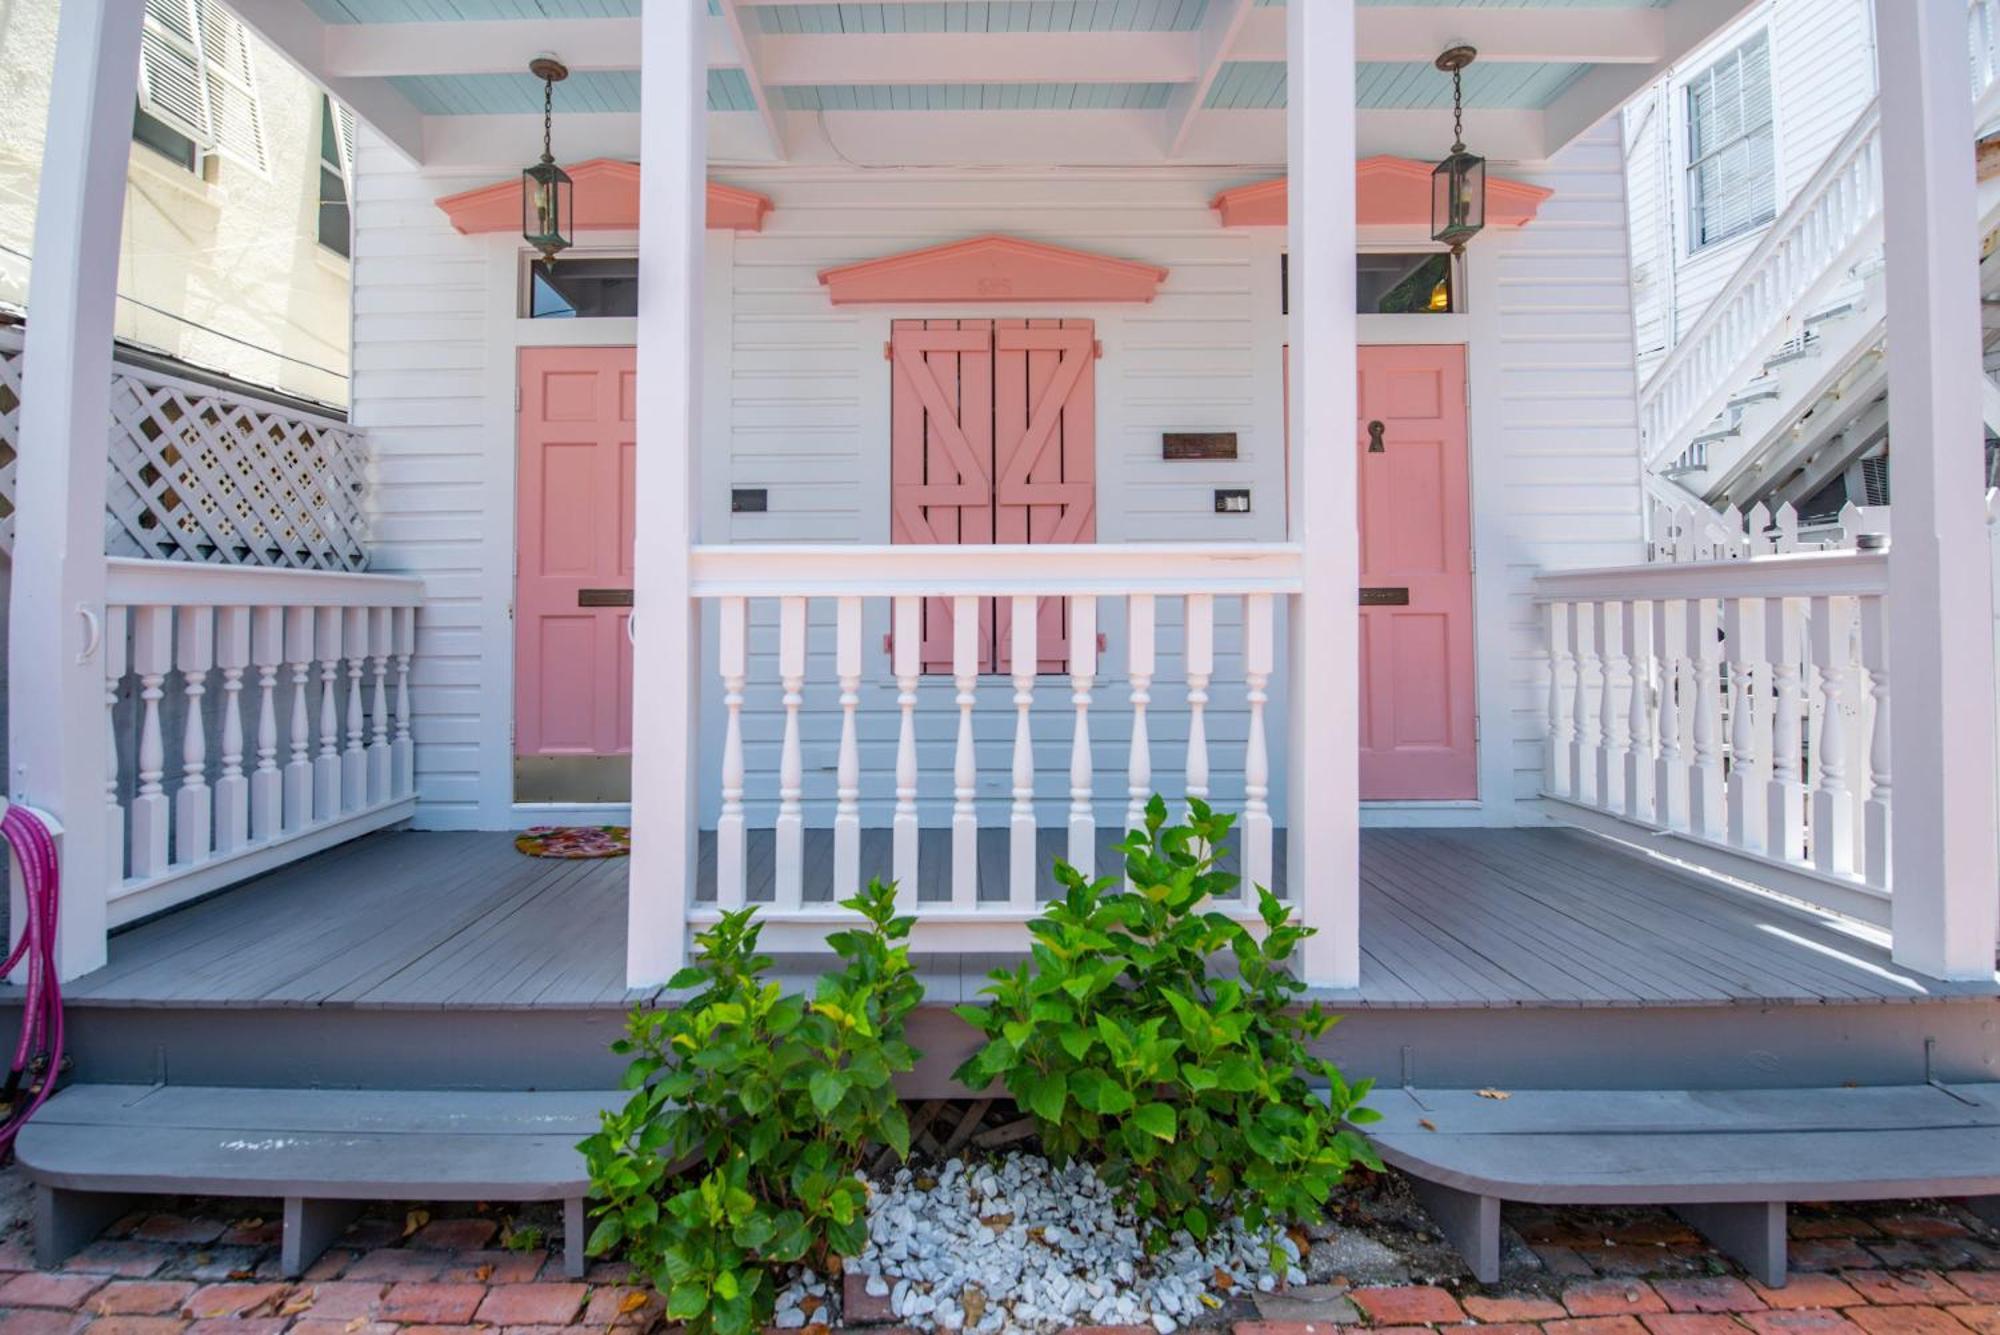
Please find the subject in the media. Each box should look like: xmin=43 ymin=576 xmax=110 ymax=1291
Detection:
xmin=1640 ymin=105 xmax=1884 ymax=470
xmin=1535 ymin=551 xmax=1890 ymax=922
xmin=102 ymin=559 xmax=422 ymax=923
xmin=0 ymin=326 xmax=370 ymax=570
xmin=1975 ymin=0 xmax=2000 ymax=118
xmin=1648 ymin=497 xmax=1890 ymax=563
xmin=687 ymin=544 xmax=1299 ymax=921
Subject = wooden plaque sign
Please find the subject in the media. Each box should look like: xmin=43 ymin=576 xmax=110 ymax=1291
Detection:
xmin=1163 ymin=432 xmax=1238 ymax=461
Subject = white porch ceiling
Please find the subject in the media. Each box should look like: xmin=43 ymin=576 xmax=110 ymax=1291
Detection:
xmin=223 ymin=0 xmax=1751 ymax=170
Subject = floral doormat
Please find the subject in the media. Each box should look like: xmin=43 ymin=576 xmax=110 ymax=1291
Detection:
xmin=513 ymin=825 xmax=632 ymax=859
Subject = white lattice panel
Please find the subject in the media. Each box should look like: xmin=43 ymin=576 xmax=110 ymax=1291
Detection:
xmin=0 ymin=328 xmax=370 ymax=571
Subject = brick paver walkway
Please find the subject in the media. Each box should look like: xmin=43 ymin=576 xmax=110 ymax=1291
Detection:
xmin=0 ymin=1164 xmax=1992 ymax=1335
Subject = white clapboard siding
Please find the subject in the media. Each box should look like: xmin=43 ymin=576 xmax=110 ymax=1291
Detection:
xmin=1488 ymin=124 xmax=1650 ymax=804
xmin=346 ymin=130 xmax=494 ymax=827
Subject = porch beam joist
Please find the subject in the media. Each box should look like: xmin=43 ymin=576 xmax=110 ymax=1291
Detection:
xmin=221 ymin=0 xmax=426 ymax=165
xmin=1163 ymin=0 xmax=1257 ymax=158
xmin=1541 ymin=0 xmax=1760 ymax=157
xmin=320 ymin=16 xmax=737 ymax=79
xmin=715 ymin=0 xmax=787 ymax=161
xmin=314 ymin=7 xmax=1665 ymax=83
xmin=422 ymin=107 xmax=1546 ymax=171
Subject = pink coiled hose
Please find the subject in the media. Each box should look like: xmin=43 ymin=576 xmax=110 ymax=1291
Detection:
xmin=0 ymin=804 xmax=63 ymax=1156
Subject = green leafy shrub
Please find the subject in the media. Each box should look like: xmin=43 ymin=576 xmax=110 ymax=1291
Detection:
xmin=953 ymin=796 xmax=1381 ymax=1249
xmin=580 ymin=879 xmax=922 ymax=1335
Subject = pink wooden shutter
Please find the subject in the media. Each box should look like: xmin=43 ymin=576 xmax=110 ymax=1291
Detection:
xmin=993 ymin=319 xmax=1096 ymax=673
xmin=889 ymin=320 xmax=995 ymax=673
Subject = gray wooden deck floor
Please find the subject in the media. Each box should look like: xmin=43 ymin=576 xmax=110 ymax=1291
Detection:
xmin=44 ymin=826 xmax=1998 ymax=1010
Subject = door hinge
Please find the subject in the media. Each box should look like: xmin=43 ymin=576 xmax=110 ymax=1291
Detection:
xmin=1473 ymin=714 xmax=1482 ymax=741
xmin=515 ymin=383 xmax=522 ymax=412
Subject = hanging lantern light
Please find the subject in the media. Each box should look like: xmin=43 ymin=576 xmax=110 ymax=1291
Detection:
xmin=1431 ymin=45 xmax=1486 ymax=256
xmin=522 ymin=57 xmax=573 ymax=265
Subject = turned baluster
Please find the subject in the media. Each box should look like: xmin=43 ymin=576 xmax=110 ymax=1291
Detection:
xmin=1808 ymin=595 xmax=1857 ymax=876
xmin=341 ymin=606 xmax=369 ymax=812
xmin=891 ymin=596 xmax=921 ymax=911
xmin=773 ymin=596 xmax=806 ymax=912
xmin=129 ymin=606 xmax=173 ymax=879
xmin=1067 ymin=596 xmax=1098 ymax=879
xmin=1652 ymin=598 xmax=1688 ymax=831
xmin=1623 ymin=600 xmax=1655 ymax=823
xmin=367 ymin=606 xmax=392 ymax=804
xmin=950 ymin=595 xmax=980 ymax=909
xmin=313 ymin=607 xmax=344 ymax=822
xmin=1859 ymin=595 xmax=1892 ymax=887
xmin=1764 ymin=596 xmax=1808 ymax=864
xmin=1243 ymin=592 xmax=1275 ymax=891
xmin=213 ymin=606 xmax=251 ymax=855
xmin=1126 ymin=594 xmax=1156 ymax=890
xmin=1009 ymin=595 xmax=1038 ymax=909
xmin=1597 ymin=600 xmax=1629 ymax=814
xmin=176 ymin=605 xmax=215 ymax=866
xmin=715 ymin=596 xmax=748 ymax=911
xmin=833 ymin=597 xmax=863 ymax=901
xmin=1724 ymin=597 xmax=1766 ymax=854
xmin=391 ymin=606 xmax=416 ymax=797
xmin=284 ymin=607 xmax=316 ymax=830
xmin=1544 ymin=602 xmax=1573 ymax=798
xmin=249 ymin=606 xmax=284 ymax=841
xmin=1687 ymin=598 xmax=1725 ymax=840
xmin=1569 ymin=601 xmax=1600 ymax=807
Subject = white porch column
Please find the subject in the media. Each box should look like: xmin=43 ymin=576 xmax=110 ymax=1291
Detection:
xmin=1876 ymin=0 xmax=1999 ymax=980
xmin=8 ymin=0 xmax=145 ymax=981
xmin=1285 ymin=0 xmax=1361 ymax=988
xmin=627 ymin=0 xmax=706 ymax=986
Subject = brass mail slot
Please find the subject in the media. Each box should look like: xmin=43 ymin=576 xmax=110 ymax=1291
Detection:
xmin=578 ymin=588 xmax=634 ymax=607
xmin=1359 ymin=586 xmax=1410 ymax=606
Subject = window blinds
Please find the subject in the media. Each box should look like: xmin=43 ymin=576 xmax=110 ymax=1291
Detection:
xmin=1686 ymin=30 xmax=1775 ymax=249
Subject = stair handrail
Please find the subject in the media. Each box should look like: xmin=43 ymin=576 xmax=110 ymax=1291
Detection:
xmin=1639 ymin=100 xmax=1884 ymax=470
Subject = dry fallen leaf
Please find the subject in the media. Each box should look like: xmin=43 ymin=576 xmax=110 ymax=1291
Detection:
xmin=345 ymin=1317 xmax=369 ymax=1333
xmin=473 ymin=1264 xmax=493 ymax=1282
xmin=1476 ymin=1088 xmax=1512 ymax=1101
xmin=1212 ymin=1267 xmax=1236 ymax=1290
xmin=798 ymin=1294 xmax=822 ymax=1319
xmin=1419 ymin=1118 xmax=1438 ymax=1131
xmin=279 ymin=1291 xmax=317 ymax=1316
xmin=403 ymin=1208 xmax=431 ymax=1237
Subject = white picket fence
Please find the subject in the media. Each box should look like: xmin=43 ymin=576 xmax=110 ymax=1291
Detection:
xmin=101 ymin=559 xmax=422 ymax=923
xmin=1535 ymin=552 xmax=1890 ymax=923
xmin=0 ymin=326 xmax=369 ymax=571
xmin=1645 ymin=496 xmax=1890 ymax=565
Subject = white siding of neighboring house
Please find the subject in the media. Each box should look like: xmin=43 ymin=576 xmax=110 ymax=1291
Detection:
xmin=350 ymin=123 xmax=1643 ymax=833
xmin=0 ymin=0 xmax=353 ymax=408
xmin=1626 ymin=0 xmax=1877 ymax=384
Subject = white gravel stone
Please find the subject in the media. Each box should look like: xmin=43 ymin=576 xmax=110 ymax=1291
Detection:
xmin=840 ymin=1152 xmax=1295 ymax=1334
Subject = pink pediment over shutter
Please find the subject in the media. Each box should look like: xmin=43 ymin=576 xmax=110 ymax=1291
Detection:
xmin=818 ymin=235 xmax=1167 ymax=305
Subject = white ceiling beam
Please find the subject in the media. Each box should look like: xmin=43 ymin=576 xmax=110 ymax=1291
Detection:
xmin=1357 ymin=7 xmax=1667 ymax=64
xmin=222 ymin=0 xmax=426 ymax=165
xmin=418 ymin=106 xmax=1549 ymax=173
xmin=322 ymin=16 xmax=737 ymax=78
xmin=716 ymin=0 xmax=787 ymax=160
xmin=755 ymin=30 xmax=1201 ymax=85
xmin=1163 ymin=0 xmax=1257 ymax=158
xmin=1542 ymin=0 xmax=1761 ymax=155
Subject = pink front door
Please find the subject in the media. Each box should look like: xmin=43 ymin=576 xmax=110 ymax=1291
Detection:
xmin=514 ymin=346 xmax=637 ymax=777
xmin=890 ymin=318 xmax=1096 ymax=673
xmin=1357 ymin=344 xmax=1477 ymax=800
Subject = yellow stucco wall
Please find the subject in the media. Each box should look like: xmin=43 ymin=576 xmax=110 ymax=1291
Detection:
xmin=0 ymin=0 xmax=351 ymax=408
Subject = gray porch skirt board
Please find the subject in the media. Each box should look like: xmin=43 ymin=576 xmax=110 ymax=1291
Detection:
xmin=15 ymin=1085 xmax=615 ymax=1278
xmin=1363 ymin=1084 xmax=2000 ymax=1285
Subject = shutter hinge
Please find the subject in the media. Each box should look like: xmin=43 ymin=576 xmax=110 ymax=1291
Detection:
xmin=514 ymin=383 xmax=522 ymax=412
xmin=884 ymin=341 xmax=894 ymax=361
xmin=1094 ymin=340 xmax=1104 ymax=360
xmin=1474 ymin=714 xmax=1482 ymax=741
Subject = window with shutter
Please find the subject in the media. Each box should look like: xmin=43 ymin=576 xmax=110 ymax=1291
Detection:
xmin=137 ymin=0 xmax=267 ymax=173
xmin=317 ymin=95 xmax=352 ymax=258
xmin=1685 ymin=30 xmax=1775 ymax=251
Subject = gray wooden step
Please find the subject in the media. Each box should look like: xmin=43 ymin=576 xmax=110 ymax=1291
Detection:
xmin=1362 ymin=1084 xmax=2000 ymax=1286
xmin=16 ymin=1085 xmax=620 ymax=1278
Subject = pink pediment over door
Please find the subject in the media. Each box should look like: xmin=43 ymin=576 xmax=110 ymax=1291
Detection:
xmin=1210 ymin=158 xmax=1553 ymax=229
xmin=433 ymin=159 xmax=773 ymax=234
xmin=819 ymin=235 xmax=1167 ymax=305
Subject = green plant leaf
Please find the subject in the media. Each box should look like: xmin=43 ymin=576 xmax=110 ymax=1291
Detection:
xmin=1134 ymin=1102 xmax=1177 ymax=1141
xmin=808 ymin=1068 xmax=852 ymax=1116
